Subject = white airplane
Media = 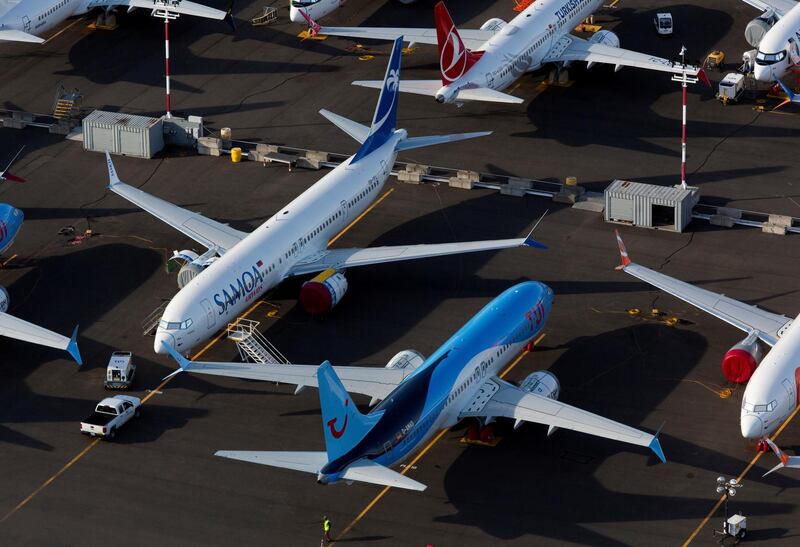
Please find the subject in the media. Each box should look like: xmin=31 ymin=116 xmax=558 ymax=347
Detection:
xmin=614 ymin=231 xmax=797 ymax=448
xmin=161 ymin=281 xmax=665 ymax=492
xmin=289 ymin=0 xmax=419 ymax=25
xmin=301 ymin=0 xmax=707 ymax=105
xmin=740 ymin=0 xmax=800 ymax=82
xmin=105 ymin=37 xmax=544 ymax=357
xmin=0 ymin=0 xmax=230 ymax=44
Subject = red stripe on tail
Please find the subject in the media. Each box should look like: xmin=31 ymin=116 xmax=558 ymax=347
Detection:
xmin=434 ymin=1 xmax=483 ymax=85
xmin=2 ymin=173 xmax=25 ymax=183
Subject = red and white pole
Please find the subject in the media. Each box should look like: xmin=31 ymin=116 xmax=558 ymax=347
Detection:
xmin=164 ymin=17 xmax=171 ymax=118
xmin=672 ymin=46 xmax=698 ymax=190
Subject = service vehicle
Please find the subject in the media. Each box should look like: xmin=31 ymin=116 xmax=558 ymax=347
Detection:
xmin=718 ymin=73 xmax=745 ymax=104
xmin=654 ymin=12 xmax=673 ymax=35
xmin=104 ymin=351 xmax=136 ymax=389
xmin=80 ymin=395 xmax=141 ymax=440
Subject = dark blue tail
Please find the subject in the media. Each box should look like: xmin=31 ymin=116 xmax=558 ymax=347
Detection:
xmin=352 ymin=37 xmax=403 ymax=163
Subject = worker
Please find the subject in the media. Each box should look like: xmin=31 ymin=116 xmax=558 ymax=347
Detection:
xmin=323 ymin=515 xmax=332 ymax=544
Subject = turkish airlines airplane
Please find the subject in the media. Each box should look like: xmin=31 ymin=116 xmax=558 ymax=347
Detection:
xmin=614 ymin=231 xmax=798 ymax=449
xmin=302 ymin=1 xmax=706 ymax=105
xmin=162 ymin=281 xmax=665 ymax=491
xmin=106 ymin=38 xmax=544 ymax=358
xmin=740 ymin=0 xmax=800 ymax=82
xmin=0 ymin=0 xmax=229 ymax=44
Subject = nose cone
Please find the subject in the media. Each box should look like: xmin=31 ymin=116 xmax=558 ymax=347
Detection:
xmin=289 ymin=7 xmax=303 ymax=23
xmin=740 ymin=414 xmax=764 ymax=439
xmin=154 ymin=329 xmax=176 ymax=355
xmin=753 ymin=65 xmax=771 ymax=83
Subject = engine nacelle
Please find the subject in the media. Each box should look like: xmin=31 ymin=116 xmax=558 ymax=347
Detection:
xmin=745 ymin=16 xmax=775 ymax=48
xmin=721 ymin=333 xmax=764 ymax=384
xmin=177 ymin=262 xmax=204 ymax=289
xmin=169 ymin=250 xmax=215 ymax=289
xmin=435 ymin=85 xmax=458 ymax=104
xmin=0 ymin=285 xmax=9 ymax=313
xmin=519 ymin=370 xmax=560 ymax=400
xmin=480 ymin=18 xmax=507 ymax=33
xmin=589 ymin=30 xmax=620 ymax=49
xmin=300 ymin=270 xmax=348 ymax=314
xmin=288 ymin=0 xmax=341 ymax=24
xmin=385 ymin=349 xmax=425 ymax=371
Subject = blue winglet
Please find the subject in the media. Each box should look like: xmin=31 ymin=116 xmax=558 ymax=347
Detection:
xmin=224 ymin=1 xmax=237 ymax=32
xmin=67 ymin=325 xmax=82 ymax=366
xmin=523 ymin=238 xmax=547 ymax=250
xmin=777 ymin=78 xmax=795 ymax=101
xmin=161 ymin=341 xmax=192 ymax=381
xmin=649 ymin=429 xmax=667 ymax=464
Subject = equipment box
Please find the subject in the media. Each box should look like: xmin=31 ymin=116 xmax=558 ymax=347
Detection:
xmin=83 ymin=110 xmax=164 ymax=158
xmin=718 ymin=73 xmax=745 ymax=103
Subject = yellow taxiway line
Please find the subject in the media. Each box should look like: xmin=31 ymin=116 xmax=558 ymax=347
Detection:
xmin=328 ymin=188 xmax=394 ymax=246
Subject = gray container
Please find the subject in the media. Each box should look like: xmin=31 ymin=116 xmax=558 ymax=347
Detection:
xmin=83 ymin=110 xmax=164 ymax=159
xmin=605 ymin=180 xmax=699 ymax=232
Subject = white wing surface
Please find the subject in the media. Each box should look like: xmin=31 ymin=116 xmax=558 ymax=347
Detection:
xmin=614 ymin=231 xmax=791 ymax=346
xmin=739 ymin=0 xmax=795 ymax=16
xmin=99 ymin=0 xmax=227 ymax=20
xmin=0 ymin=30 xmax=45 ymax=43
xmin=461 ymin=378 xmax=664 ymax=460
xmin=0 ymin=312 xmax=82 ymax=364
xmin=351 ymin=80 xmax=523 ymax=104
xmin=317 ymin=25 xmax=492 ymax=50
xmin=105 ymin=153 xmax=247 ymax=253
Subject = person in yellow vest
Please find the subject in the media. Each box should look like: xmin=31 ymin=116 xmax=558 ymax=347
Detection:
xmin=323 ymin=515 xmax=332 ymax=544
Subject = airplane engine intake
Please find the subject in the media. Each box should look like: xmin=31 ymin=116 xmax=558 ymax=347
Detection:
xmin=722 ymin=333 xmax=764 ymax=384
xmin=589 ymin=30 xmax=620 ymax=48
xmin=385 ymin=349 xmax=425 ymax=371
xmin=0 ymin=285 xmax=9 ymax=313
xmin=300 ymin=269 xmax=348 ymax=314
xmin=177 ymin=262 xmax=205 ymax=289
xmin=519 ymin=370 xmax=560 ymax=400
xmin=745 ymin=17 xmax=775 ymax=48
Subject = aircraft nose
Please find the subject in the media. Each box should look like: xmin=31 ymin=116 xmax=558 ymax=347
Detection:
xmin=154 ymin=329 xmax=176 ymax=354
xmin=288 ymin=7 xmax=304 ymax=23
xmin=740 ymin=414 xmax=764 ymax=439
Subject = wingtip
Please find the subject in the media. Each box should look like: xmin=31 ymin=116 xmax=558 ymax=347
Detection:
xmin=649 ymin=435 xmax=666 ymax=464
xmin=67 ymin=325 xmax=82 ymax=366
xmin=162 ymin=341 xmax=190 ymax=370
xmin=523 ymin=238 xmax=547 ymax=250
xmin=614 ymin=229 xmax=632 ymax=268
xmin=105 ymin=151 xmax=120 ymax=187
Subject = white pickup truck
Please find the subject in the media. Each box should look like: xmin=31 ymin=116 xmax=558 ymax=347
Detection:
xmin=80 ymin=395 xmax=141 ymax=439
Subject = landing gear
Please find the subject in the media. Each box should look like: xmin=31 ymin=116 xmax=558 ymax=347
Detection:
xmin=756 ymin=439 xmax=769 ymax=453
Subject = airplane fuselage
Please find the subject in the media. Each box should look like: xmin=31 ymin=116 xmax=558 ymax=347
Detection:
xmin=437 ymin=0 xmax=601 ymax=102
xmin=0 ymin=0 xmax=97 ymax=38
xmin=0 ymin=203 xmax=23 ymax=255
xmin=154 ymin=131 xmax=403 ymax=355
xmin=318 ymin=281 xmax=553 ymax=483
xmin=750 ymin=4 xmax=800 ymax=82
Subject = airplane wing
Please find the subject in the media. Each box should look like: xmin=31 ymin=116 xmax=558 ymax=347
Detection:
xmin=739 ymin=0 xmax=795 ymax=17
xmin=316 ymin=25 xmax=492 ymax=50
xmin=544 ymin=35 xmax=703 ymax=77
xmin=287 ymin=237 xmax=544 ymax=278
xmin=0 ymin=30 xmax=45 ymax=43
xmin=96 ymin=0 xmax=227 ymax=20
xmin=351 ymin=80 xmax=524 ymax=104
xmin=162 ymin=345 xmax=409 ymax=400
xmin=104 ymin=153 xmax=247 ymax=254
xmin=614 ymin=231 xmax=792 ymax=346
xmin=0 ymin=313 xmax=82 ymax=364
xmin=460 ymin=377 xmax=665 ymax=461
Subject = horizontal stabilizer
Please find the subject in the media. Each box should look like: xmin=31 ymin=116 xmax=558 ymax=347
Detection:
xmin=351 ymin=80 xmax=522 ymax=104
xmin=319 ymin=109 xmax=369 ymax=144
xmin=341 ymin=458 xmax=427 ymax=491
xmin=396 ymin=131 xmax=491 ymax=152
xmin=215 ymin=450 xmax=328 ymax=474
xmin=0 ymin=30 xmax=44 ymax=43
xmin=455 ymin=87 xmax=524 ymax=104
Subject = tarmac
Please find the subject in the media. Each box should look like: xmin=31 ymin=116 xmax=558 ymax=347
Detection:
xmin=1 ymin=0 xmax=800 ymax=545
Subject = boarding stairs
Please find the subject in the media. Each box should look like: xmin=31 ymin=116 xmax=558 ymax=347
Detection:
xmin=52 ymin=85 xmax=82 ymax=120
xmin=142 ymin=301 xmax=169 ymax=336
xmin=251 ymin=6 xmax=278 ymax=26
xmin=227 ymin=319 xmax=289 ymax=364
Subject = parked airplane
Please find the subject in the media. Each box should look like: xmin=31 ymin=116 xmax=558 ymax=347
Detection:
xmin=162 ymin=281 xmax=665 ymax=491
xmin=0 ymin=0 xmax=230 ymax=44
xmin=740 ymin=0 xmax=800 ymax=82
xmin=614 ymin=231 xmax=797 ymax=448
xmin=301 ymin=0 xmax=706 ymax=105
xmin=289 ymin=0 xmax=418 ymax=25
xmin=105 ymin=38 xmax=543 ymax=357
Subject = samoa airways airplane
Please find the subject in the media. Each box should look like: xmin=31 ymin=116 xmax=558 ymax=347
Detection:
xmin=162 ymin=281 xmax=665 ymax=491
xmin=740 ymin=0 xmax=800 ymax=82
xmin=614 ymin=231 xmax=800 ymax=455
xmin=302 ymin=0 xmax=707 ymax=105
xmin=0 ymin=0 xmax=230 ymax=44
xmin=105 ymin=37 xmax=543 ymax=358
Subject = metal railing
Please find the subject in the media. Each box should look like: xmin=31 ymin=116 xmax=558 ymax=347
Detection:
xmin=226 ymin=319 xmax=289 ymax=365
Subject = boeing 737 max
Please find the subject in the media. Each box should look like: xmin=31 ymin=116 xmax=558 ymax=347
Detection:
xmin=0 ymin=0 xmax=230 ymax=44
xmin=739 ymin=0 xmax=800 ymax=82
xmin=163 ymin=281 xmax=665 ymax=491
xmin=302 ymin=1 xmax=706 ymax=105
xmin=105 ymin=38 xmax=543 ymax=357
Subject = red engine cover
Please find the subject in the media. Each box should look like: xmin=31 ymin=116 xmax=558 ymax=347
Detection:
xmin=721 ymin=348 xmax=757 ymax=384
xmin=299 ymin=282 xmax=333 ymax=314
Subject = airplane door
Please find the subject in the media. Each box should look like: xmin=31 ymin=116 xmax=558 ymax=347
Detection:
xmin=340 ymin=200 xmax=348 ymax=221
xmin=201 ymin=298 xmax=215 ymax=328
xmin=22 ymin=15 xmax=31 ymax=32
xmin=486 ymin=72 xmax=495 ymax=88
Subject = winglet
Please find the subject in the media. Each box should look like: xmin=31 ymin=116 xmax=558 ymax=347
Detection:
xmin=649 ymin=424 xmax=666 ymax=463
xmin=776 ymin=78 xmax=795 ymax=101
xmin=1 ymin=146 xmax=26 ymax=183
xmin=224 ymin=0 xmax=237 ymax=32
xmin=67 ymin=325 xmax=82 ymax=366
xmin=522 ymin=209 xmax=548 ymax=249
xmin=299 ymin=9 xmax=321 ymax=36
xmin=763 ymin=437 xmax=789 ymax=477
xmin=161 ymin=340 xmax=193 ymax=381
xmin=614 ymin=229 xmax=632 ymax=269
xmin=105 ymin=152 xmax=121 ymax=188
xmin=697 ymin=68 xmax=711 ymax=88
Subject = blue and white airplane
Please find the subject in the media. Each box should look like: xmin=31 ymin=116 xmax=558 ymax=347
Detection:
xmin=106 ymin=37 xmax=541 ymax=358
xmin=163 ymin=281 xmax=665 ymax=491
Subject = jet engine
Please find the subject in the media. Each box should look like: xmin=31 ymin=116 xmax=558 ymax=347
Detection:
xmin=721 ymin=332 xmax=764 ymax=384
xmin=745 ymin=14 xmax=777 ymax=48
xmin=589 ymin=30 xmax=620 ymax=49
xmin=300 ymin=269 xmax=348 ymax=314
xmin=519 ymin=370 xmax=560 ymax=400
xmin=169 ymin=250 xmax=217 ymax=289
xmin=435 ymin=85 xmax=458 ymax=104
xmin=385 ymin=349 xmax=425 ymax=371
xmin=480 ymin=18 xmax=507 ymax=33
xmin=0 ymin=285 xmax=9 ymax=313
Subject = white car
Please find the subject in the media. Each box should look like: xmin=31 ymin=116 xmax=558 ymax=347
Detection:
xmin=654 ymin=13 xmax=673 ymax=35
xmin=80 ymin=395 xmax=141 ymax=440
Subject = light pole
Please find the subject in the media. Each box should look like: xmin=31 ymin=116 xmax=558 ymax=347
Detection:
xmin=713 ymin=475 xmax=743 ymax=538
xmin=671 ymin=47 xmax=698 ymax=190
xmin=151 ymin=2 xmax=181 ymax=119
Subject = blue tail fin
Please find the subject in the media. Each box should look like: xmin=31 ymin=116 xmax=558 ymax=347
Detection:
xmin=351 ymin=37 xmax=404 ymax=163
xmin=317 ymin=361 xmax=383 ymax=461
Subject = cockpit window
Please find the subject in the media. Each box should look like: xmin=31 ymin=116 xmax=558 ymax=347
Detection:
xmin=159 ymin=319 xmax=192 ymax=330
xmin=742 ymin=399 xmax=777 ymax=412
xmin=755 ymin=50 xmax=786 ymax=65
xmin=291 ymin=0 xmax=319 ymax=7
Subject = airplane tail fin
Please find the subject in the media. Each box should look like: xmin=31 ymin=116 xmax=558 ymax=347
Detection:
xmin=351 ymin=37 xmax=404 ymax=162
xmin=434 ymin=1 xmax=483 ymax=85
xmin=1 ymin=146 xmax=26 ymax=183
xmin=317 ymin=361 xmax=383 ymax=462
